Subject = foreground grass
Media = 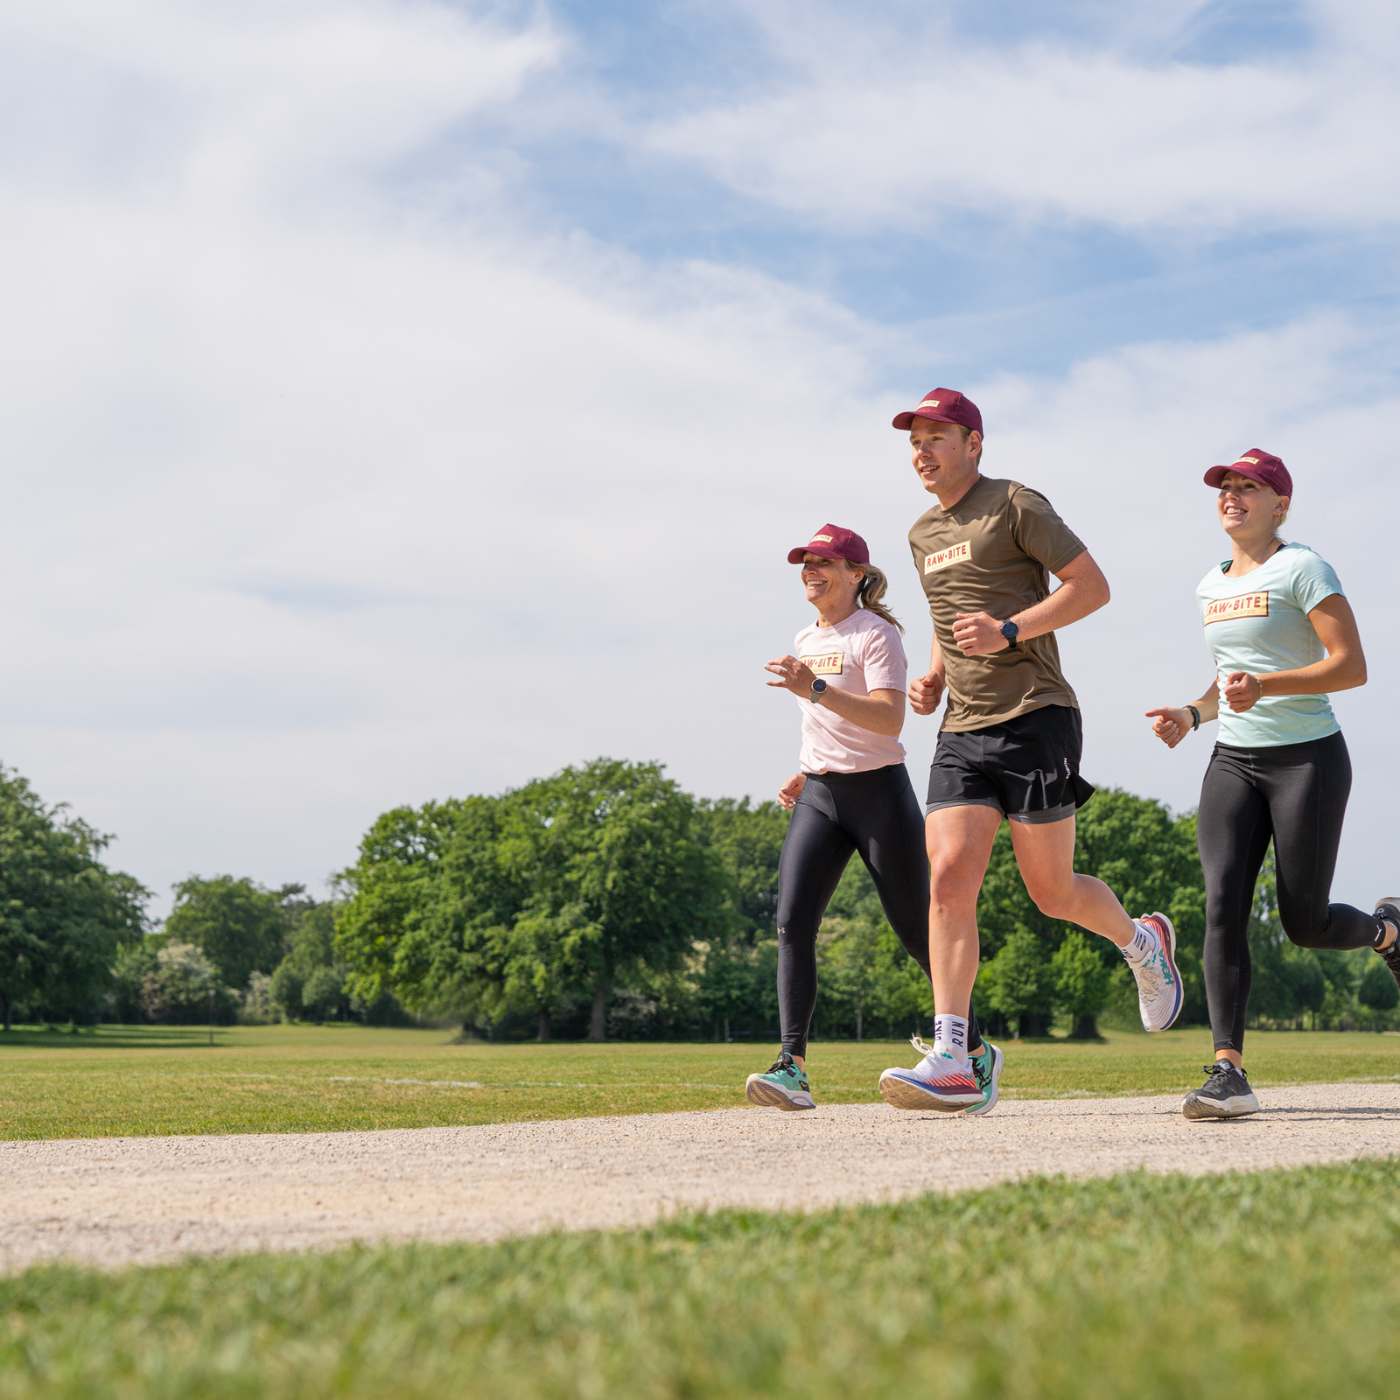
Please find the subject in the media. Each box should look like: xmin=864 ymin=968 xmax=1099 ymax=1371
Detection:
xmin=1 ymin=1024 xmax=1397 ymax=1141
xmin=3 ymin=1159 xmax=1398 ymax=1399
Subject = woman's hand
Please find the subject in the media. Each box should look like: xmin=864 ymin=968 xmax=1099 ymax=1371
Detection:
xmin=1221 ymin=672 xmax=1263 ymax=713
xmin=777 ymin=773 xmax=806 ymax=810
xmin=1145 ymin=706 xmax=1193 ymax=749
xmin=765 ymin=655 xmax=818 ymax=697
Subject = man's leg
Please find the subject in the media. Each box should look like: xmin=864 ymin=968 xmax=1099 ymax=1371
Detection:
xmin=1007 ymin=814 xmax=1133 ymax=946
xmin=1009 ymin=814 xmax=1183 ymax=1032
xmin=927 ymin=803 xmax=1002 ymax=1015
xmin=877 ymin=803 xmax=1000 ymax=1112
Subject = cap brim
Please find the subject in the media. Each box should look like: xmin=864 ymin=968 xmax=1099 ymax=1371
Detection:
xmin=892 ymin=408 xmax=959 ymax=431
xmin=1203 ymin=464 xmax=1270 ymax=488
xmin=788 ymin=545 xmax=839 ymax=564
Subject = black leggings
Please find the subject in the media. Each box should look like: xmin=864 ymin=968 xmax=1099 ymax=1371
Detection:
xmin=1198 ymin=731 xmax=1377 ymax=1052
xmin=775 ymin=763 xmax=979 ymax=1058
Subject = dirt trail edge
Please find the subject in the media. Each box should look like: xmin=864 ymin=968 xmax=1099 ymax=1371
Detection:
xmin=4 ymin=1082 xmax=1398 ymax=1275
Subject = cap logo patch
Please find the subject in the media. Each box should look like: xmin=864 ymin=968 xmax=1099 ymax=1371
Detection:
xmin=1204 ymin=591 xmax=1269 ymax=625
xmin=813 ymin=533 xmax=833 ymax=543
xmin=802 ymin=652 xmax=844 ymax=676
xmin=1238 ymin=457 xmax=1260 ymax=465
xmin=923 ymin=540 xmax=972 ymax=574
xmin=920 ymin=398 xmax=941 ymax=409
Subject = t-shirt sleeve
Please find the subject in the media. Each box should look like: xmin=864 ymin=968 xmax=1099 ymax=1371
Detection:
xmin=1291 ymin=551 xmax=1344 ymax=615
xmin=1007 ymin=486 xmax=1086 ymax=573
xmin=859 ymin=620 xmax=908 ymax=694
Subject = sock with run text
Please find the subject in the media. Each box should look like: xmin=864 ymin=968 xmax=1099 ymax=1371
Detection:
xmin=1123 ymin=921 xmax=1157 ymax=964
xmin=933 ymin=1014 xmax=969 ymax=1061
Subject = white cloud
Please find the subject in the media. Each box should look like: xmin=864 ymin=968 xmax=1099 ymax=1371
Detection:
xmin=3 ymin=0 xmax=1396 ymax=925
xmin=644 ymin=1 xmax=1400 ymax=236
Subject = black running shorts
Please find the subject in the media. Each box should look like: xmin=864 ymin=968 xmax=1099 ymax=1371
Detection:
xmin=925 ymin=704 xmax=1095 ymax=824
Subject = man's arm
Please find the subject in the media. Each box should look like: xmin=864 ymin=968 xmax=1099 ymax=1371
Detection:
xmin=908 ymin=631 xmax=946 ymax=716
xmin=951 ymin=550 xmax=1110 ymax=656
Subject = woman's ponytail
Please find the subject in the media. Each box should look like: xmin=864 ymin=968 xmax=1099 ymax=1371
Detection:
xmin=855 ymin=563 xmax=903 ymax=633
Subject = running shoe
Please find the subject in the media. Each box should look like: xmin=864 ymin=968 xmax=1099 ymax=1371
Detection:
xmin=962 ymin=1039 xmax=1005 ymax=1117
xmin=745 ymin=1053 xmax=815 ymax=1110
xmin=1182 ymin=1061 xmax=1260 ymax=1121
xmin=1374 ymin=899 xmax=1400 ymax=993
xmin=878 ymin=1036 xmax=982 ymax=1112
xmin=1126 ymin=912 xmax=1183 ymax=1032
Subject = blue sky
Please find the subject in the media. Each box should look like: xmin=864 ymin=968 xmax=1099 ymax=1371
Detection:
xmin=2 ymin=0 xmax=1397 ymax=914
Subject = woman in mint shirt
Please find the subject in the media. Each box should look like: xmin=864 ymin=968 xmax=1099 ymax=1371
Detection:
xmin=1146 ymin=448 xmax=1400 ymax=1120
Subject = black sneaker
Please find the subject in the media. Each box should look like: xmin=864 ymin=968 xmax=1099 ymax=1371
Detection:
xmin=1182 ymin=1062 xmax=1260 ymax=1121
xmin=1374 ymin=899 xmax=1400 ymax=992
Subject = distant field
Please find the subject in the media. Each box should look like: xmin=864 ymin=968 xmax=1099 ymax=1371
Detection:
xmin=3 ymin=1159 xmax=1399 ymax=1398
xmin=2 ymin=1024 xmax=1397 ymax=1140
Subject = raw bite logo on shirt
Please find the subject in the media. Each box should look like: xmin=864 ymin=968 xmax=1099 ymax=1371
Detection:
xmin=923 ymin=541 xmax=972 ymax=574
xmin=802 ymin=652 xmax=844 ymax=676
xmin=1204 ymin=591 xmax=1270 ymax=624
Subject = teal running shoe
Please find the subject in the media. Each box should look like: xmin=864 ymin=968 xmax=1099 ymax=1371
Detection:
xmin=963 ymin=1039 xmax=1005 ymax=1117
xmin=746 ymin=1053 xmax=815 ymax=1110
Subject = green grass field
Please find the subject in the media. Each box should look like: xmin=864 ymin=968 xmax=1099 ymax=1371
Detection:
xmin=3 ymin=1158 xmax=1398 ymax=1399
xmin=2 ymin=1023 xmax=1397 ymax=1140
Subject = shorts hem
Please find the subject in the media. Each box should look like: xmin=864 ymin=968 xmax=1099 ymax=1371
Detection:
xmin=925 ymin=797 xmax=1004 ymax=817
xmin=1006 ymin=802 xmax=1077 ymax=826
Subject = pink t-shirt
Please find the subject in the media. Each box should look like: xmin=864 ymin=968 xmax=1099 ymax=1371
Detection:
xmin=793 ymin=609 xmax=908 ymax=774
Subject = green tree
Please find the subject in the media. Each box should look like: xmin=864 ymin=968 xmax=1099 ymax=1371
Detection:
xmin=1358 ymin=958 xmax=1399 ymax=1014
xmin=302 ymin=966 xmax=345 ymax=1022
xmin=982 ymin=927 xmax=1055 ymax=1037
xmin=164 ymin=876 xmax=289 ymax=991
xmin=336 ymin=798 xmax=499 ymax=1026
xmin=500 ymin=760 xmax=723 ymax=1040
xmin=0 ymin=762 xmax=148 ymax=1029
xmin=141 ymin=942 xmax=236 ymax=1024
xmin=1051 ymin=931 xmax=1113 ymax=1039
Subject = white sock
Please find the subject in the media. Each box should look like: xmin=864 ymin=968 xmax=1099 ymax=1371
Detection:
xmin=1122 ymin=921 xmax=1156 ymax=963
xmin=932 ymin=1014 xmax=969 ymax=1061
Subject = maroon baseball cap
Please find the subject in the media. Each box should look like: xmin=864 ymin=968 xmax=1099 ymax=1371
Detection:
xmin=786 ymin=523 xmax=870 ymax=565
xmin=1203 ymin=448 xmax=1293 ymax=498
xmin=891 ymin=387 xmax=983 ymax=436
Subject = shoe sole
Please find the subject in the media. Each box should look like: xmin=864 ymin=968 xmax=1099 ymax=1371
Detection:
xmin=1182 ymin=1091 xmax=1260 ymax=1121
xmin=961 ymin=1043 xmax=1005 ymax=1117
xmin=1141 ymin=911 xmax=1184 ymax=1032
xmin=878 ymin=1071 xmax=980 ymax=1112
xmin=745 ymin=1075 xmax=815 ymax=1111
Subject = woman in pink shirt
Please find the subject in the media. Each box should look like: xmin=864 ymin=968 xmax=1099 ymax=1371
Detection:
xmin=745 ymin=524 xmax=997 ymax=1113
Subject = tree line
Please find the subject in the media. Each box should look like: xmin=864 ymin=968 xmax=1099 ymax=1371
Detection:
xmin=3 ymin=757 xmax=1396 ymax=1038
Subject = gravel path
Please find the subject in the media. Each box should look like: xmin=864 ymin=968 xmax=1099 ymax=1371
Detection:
xmin=3 ymin=1081 xmax=1398 ymax=1276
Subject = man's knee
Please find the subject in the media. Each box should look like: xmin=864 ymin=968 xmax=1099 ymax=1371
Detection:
xmin=929 ymin=857 xmax=981 ymax=912
xmin=1022 ymin=871 xmax=1078 ymax=920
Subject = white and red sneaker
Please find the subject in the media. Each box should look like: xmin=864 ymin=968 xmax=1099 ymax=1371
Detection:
xmin=1127 ymin=912 xmax=1183 ymax=1031
xmin=878 ymin=1036 xmax=982 ymax=1112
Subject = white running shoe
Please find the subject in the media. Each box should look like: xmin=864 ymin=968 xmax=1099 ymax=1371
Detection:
xmin=878 ymin=1036 xmax=982 ymax=1112
xmin=1126 ymin=912 xmax=1184 ymax=1032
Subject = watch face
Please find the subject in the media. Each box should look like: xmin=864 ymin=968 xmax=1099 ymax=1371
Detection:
xmin=811 ymin=678 xmax=827 ymax=693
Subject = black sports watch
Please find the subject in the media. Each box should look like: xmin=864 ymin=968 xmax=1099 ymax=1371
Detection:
xmin=809 ymin=677 xmax=828 ymax=702
xmin=999 ymin=619 xmax=1020 ymax=651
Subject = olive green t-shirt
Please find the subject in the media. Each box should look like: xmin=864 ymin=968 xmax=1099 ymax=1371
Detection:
xmin=907 ymin=475 xmax=1086 ymax=732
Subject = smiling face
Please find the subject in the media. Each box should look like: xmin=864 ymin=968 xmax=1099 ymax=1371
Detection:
xmin=798 ymin=552 xmax=863 ymax=614
xmin=1217 ymin=470 xmax=1289 ymax=543
xmin=910 ymin=418 xmax=981 ymax=501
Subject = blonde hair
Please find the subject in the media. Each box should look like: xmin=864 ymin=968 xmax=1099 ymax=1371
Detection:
xmin=852 ymin=562 xmax=903 ymax=633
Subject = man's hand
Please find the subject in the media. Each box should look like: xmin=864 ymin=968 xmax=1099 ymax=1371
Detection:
xmin=1145 ymin=706 xmax=1192 ymax=749
xmin=908 ymin=669 xmax=945 ymax=716
xmin=951 ymin=611 xmax=1010 ymax=656
xmin=777 ymin=773 xmax=806 ymax=810
xmin=1222 ymin=672 xmax=1263 ymax=713
xmin=765 ymin=655 xmax=819 ymax=697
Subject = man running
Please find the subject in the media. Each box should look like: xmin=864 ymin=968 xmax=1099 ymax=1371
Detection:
xmin=878 ymin=388 xmax=1180 ymax=1111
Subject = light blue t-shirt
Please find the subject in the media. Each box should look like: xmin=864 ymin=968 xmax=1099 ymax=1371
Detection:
xmin=1196 ymin=542 xmax=1344 ymax=748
